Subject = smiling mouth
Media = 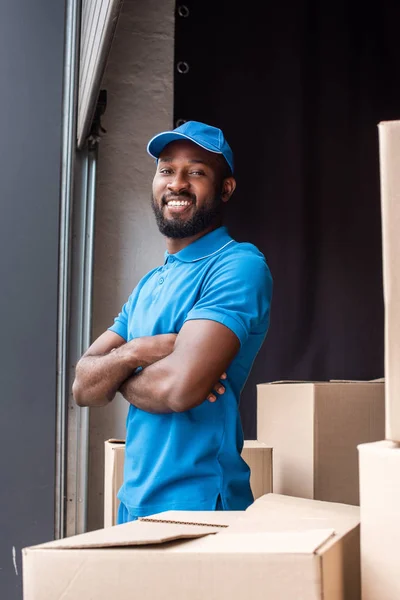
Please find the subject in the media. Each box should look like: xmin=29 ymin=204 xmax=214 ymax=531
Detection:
xmin=165 ymin=199 xmax=193 ymax=207
xmin=161 ymin=195 xmax=195 ymax=215
xmin=164 ymin=201 xmax=194 ymax=217
xmin=163 ymin=192 xmax=195 ymax=204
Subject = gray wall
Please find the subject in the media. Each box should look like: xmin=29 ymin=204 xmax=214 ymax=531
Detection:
xmin=0 ymin=1 xmax=66 ymax=598
xmin=88 ymin=0 xmax=175 ymax=530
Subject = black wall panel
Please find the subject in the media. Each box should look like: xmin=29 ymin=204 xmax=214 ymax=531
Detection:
xmin=0 ymin=1 xmax=66 ymax=597
xmin=174 ymin=1 xmax=400 ymax=437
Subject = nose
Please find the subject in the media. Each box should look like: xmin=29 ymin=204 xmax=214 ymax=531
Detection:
xmin=167 ymin=171 xmax=190 ymax=194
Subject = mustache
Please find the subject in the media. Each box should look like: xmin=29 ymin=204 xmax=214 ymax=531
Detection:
xmin=162 ymin=191 xmax=196 ymax=205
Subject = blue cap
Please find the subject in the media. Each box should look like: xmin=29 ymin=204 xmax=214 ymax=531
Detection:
xmin=147 ymin=120 xmax=234 ymax=174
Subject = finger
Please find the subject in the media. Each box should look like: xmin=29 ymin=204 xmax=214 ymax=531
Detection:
xmin=207 ymin=394 xmax=217 ymax=402
xmin=220 ymin=373 xmax=227 ymax=380
xmin=214 ymin=383 xmax=225 ymax=395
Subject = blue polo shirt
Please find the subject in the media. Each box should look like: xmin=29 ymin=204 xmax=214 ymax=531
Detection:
xmin=109 ymin=225 xmax=272 ymax=516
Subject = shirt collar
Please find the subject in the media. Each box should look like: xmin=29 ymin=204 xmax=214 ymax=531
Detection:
xmin=164 ymin=226 xmax=234 ymax=264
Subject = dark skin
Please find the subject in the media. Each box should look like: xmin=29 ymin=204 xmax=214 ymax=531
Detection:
xmin=72 ymin=140 xmax=239 ymax=413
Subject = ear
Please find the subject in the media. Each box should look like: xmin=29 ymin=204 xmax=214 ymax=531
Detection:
xmin=221 ymin=177 xmax=236 ymax=203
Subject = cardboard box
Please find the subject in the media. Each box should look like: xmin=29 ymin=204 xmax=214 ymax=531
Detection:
xmin=23 ymin=493 xmax=360 ymax=600
xmin=104 ymin=439 xmax=125 ymax=528
xmin=378 ymin=120 xmax=400 ymax=441
xmin=257 ymin=380 xmax=384 ymax=505
xmin=358 ymin=440 xmax=400 ymax=600
xmin=104 ymin=438 xmax=273 ymax=527
xmin=242 ymin=440 xmax=273 ymax=501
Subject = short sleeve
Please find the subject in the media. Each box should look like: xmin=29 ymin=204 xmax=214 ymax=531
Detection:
xmin=107 ymin=269 xmax=159 ymax=341
xmin=184 ymin=250 xmax=273 ymax=347
xmin=108 ymin=298 xmax=131 ymax=341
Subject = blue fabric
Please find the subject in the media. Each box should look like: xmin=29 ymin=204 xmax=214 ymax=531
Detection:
xmin=117 ymin=495 xmax=224 ymax=525
xmin=147 ymin=120 xmax=235 ymax=173
xmin=117 ymin=501 xmax=138 ymax=524
xmin=109 ymin=226 xmax=273 ymax=517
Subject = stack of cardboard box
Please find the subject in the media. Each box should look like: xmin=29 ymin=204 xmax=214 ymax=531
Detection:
xmin=357 ymin=121 xmax=400 ymax=600
xmin=257 ymin=380 xmax=384 ymax=506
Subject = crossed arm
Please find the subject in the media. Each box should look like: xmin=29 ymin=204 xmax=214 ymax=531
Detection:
xmin=72 ymin=319 xmax=240 ymax=413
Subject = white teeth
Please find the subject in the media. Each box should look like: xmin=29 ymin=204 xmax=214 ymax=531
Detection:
xmin=167 ymin=200 xmax=191 ymax=206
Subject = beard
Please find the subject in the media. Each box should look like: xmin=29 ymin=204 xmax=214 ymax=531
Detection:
xmin=151 ymin=191 xmax=223 ymax=239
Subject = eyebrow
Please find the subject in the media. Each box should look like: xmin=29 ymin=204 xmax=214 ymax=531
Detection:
xmin=158 ymin=157 xmax=211 ymax=166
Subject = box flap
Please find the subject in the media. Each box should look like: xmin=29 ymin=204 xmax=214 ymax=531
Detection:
xmin=33 ymin=519 xmax=226 ymax=550
xmin=191 ymin=528 xmax=335 ymax=554
xmin=247 ymin=493 xmax=360 ymax=517
xmin=31 ymin=511 xmax=241 ymax=550
xmin=224 ymin=494 xmax=360 ymax=544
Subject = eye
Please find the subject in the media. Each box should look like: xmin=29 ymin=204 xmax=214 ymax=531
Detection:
xmin=159 ymin=168 xmax=173 ymax=175
xmin=190 ymin=170 xmax=205 ymax=176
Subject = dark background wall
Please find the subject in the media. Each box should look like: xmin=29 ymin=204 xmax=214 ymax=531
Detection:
xmin=174 ymin=0 xmax=400 ymax=438
xmin=0 ymin=1 xmax=66 ymax=598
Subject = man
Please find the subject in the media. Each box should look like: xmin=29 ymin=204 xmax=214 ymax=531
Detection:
xmin=72 ymin=120 xmax=273 ymax=523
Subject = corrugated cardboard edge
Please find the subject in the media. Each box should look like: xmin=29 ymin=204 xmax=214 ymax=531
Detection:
xmin=259 ymin=380 xmax=384 ymax=386
xmin=139 ymin=517 xmax=228 ymax=528
xmin=141 ymin=510 xmax=242 ymax=527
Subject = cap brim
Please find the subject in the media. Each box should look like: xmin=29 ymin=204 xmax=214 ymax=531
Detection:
xmin=147 ymin=131 xmax=222 ymax=160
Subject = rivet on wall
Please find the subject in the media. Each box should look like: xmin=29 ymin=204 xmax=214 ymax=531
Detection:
xmin=177 ymin=61 xmax=189 ymax=74
xmin=177 ymin=5 xmax=190 ymax=17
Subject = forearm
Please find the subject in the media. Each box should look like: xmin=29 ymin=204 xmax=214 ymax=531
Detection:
xmin=73 ymin=342 xmax=140 ymax=407
xmin=119 ymin=363 xmax=175 ymax=414
xmin=119 ymin=356 xmax=216 ymax=414
xmin=119 ymin=320 xmax=240 ymax=413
